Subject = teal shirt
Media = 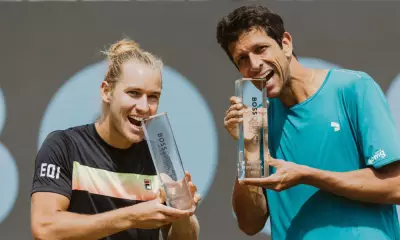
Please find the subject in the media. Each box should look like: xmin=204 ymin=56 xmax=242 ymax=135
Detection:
xmin=267 ymin=69 xmax=400 ymax=240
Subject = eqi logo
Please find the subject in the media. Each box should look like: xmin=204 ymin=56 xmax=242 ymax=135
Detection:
xmin=37 ymin=60 xmax=218 ymax=204
xmin=0 ymin=88 xmax=19 ymax=224
xmin=40 ymin=163 xmax=61 ymax=179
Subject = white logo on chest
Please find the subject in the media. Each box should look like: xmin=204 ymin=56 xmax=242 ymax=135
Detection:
xmin=330 ymin=122 xmax=340 ymax=132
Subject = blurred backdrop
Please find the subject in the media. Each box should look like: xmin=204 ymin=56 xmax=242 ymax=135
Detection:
xmin=1 ymin=1 xmax=400 ymax=239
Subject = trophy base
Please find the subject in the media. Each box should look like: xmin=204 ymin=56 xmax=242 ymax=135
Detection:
xmin=238 ymin=159 xmax=269 ymax=181
xmin=164 ymin=180 xmax=195 ymax=211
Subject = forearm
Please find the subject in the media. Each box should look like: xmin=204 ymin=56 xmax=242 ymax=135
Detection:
xmin=302 ymin=163 xmax=400 ymax=204
xmin=165 ymin=215 xmax=199 ymax=240
xmin=232 ymin=178 xmax=268 ymax=235
xmin=33 ymin=205 xmax=135 ymax=240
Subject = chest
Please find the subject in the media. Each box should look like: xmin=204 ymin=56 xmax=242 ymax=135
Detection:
xmin=268 ymin=99 xmax=362 ymax=171
xmin=70 ymin=141 xmax=160 ymax=201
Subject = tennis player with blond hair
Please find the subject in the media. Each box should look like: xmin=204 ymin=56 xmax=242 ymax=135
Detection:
xmin=31 ymin=38 xmax=200 ymax=240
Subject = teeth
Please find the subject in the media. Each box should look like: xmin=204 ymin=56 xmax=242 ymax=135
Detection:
xmin=258 ymin=70 xmax=273 ymax=79
xmin=130 ymin=116 xmax=144 ymax=122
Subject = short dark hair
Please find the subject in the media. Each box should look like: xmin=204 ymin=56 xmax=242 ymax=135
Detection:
xmin=216 ymin=5 xmax=292 ymax=63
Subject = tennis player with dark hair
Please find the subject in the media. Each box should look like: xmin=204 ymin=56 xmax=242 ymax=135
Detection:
xmin=217 ymin=5 xmax=400 ymax=240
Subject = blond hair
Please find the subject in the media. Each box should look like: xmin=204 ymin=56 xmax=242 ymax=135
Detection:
xmin=102 ymin=38 xmax=163 ymax=87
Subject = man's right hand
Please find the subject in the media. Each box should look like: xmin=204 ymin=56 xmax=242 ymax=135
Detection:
xmin=224 ymin=96 xmax=244 ymax=140
xmin=130 ymin=189 xmax=195 ymax=229
xmin=224 ymin=96 xmax=266 ymax=142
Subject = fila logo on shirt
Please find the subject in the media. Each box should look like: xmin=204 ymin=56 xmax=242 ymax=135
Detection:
xmin=144 ymin=179 xmax=152 ymax=190
xmin=331 ymin=122 xmax=340 ymax=132
xmin=40 ymin=163 xmax=61 ymax=179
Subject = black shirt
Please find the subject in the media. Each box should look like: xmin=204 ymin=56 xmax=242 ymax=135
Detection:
xmin=31 ymin=124 xmax=160 ymax=240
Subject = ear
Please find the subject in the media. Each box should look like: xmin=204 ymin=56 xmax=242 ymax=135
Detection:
xmin=100 ymin=81 xmax=112 ymax=103
xmin=282 ymin=32 xmax=293 ymax=58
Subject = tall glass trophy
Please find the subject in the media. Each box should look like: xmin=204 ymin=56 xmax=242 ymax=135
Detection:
xmin=142 ymin=112 xmax=195 ymax=211
xmin=235 ymin=78 xmax=269 ymax=180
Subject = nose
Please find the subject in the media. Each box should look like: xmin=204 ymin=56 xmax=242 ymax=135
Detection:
xmin=135 ymin=95 xmax=150 ymax=113
xmin=249 ymin=53 xmax=263 ymax=73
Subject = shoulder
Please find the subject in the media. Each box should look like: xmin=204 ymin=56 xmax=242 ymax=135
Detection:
xmin=63 ymin=124 xmax=93 ymax=141
xmin=41 ymin=130 xmax=71 ymax=148
xmin=327 ymin=69 xmax=382 ymax=98
xmin=329 ymin=69 xmax=375 ymax=88
xmin=40 ymin=124 xmax=92 ymax=151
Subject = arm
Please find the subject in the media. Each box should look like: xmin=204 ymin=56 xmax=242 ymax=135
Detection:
xmin=232 ymin=178 xmax=269 ymax=236
xmin=31 ymin=192 xmax=194 ymax=240
xmin=161 ymin=215 xmax=200 ymax=240
xmin=31 ymin=131 xmax=193 ymax=240
xmin=303 ymin=161 xmax=400 ymax=204
xmin=31 ymin=192 xmax=136 ymax=240
xmin=224 ymin=96 xmax=269 ymax=235
xmin=243 ymin=157 xmax=400 ymax=205
xmin=31 ymin=131 xmax=127 ymax=239
xmin=235 ymin=132 xmax=269 ymax=235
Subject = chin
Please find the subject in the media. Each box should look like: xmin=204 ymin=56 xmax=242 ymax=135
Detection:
xmin=267 ymin=84 xmax=284 ymax=99
xmin=126 ymin=133 xmax=145 ymax=144
xmin=120 ymin=125 xmax=144 ymax=144
xmin=267 ymin=90 xmax=280 ymax=99
xmin=120 ymin=120 xmax=145 ymax=143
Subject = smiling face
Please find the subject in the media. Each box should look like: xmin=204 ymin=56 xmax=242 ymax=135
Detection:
xmin=229 ymin=28 xmax=293 ymax=98
xmin=102 ymin=60 xmax=162 ymax=145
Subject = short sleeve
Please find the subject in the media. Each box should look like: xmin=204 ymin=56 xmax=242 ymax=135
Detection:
xmin=349 ymin=73 xmax=400 ymax=168
xmin=31 ymin=130 xmax=73 ymax=199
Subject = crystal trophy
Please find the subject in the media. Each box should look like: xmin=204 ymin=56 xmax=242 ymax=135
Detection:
xmin=142 ymin=112 xmax=194 ymax=211
xmin=235 ymin=78 xmax=269 ymax=180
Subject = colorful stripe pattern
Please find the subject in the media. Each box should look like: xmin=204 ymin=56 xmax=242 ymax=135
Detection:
xmin=72 ymin=161 xmax=160 ymax=200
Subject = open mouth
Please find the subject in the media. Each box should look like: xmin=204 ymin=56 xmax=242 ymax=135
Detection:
xmin=265 ymin=69 xmax=275 ymax=81
xmin=128 ymin=116 xmax=144 ymax=128
xmin=252 ymin=70 xmax=275 ymax=90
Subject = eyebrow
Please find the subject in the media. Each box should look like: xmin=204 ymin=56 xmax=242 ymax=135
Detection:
xmin=238 ymin=43 xmax=270 ymax=64
xmin=149 ymin=91 xmax=161 ymax=96
xmin=236 ymin=43 xmax=267 ymax=57
xmin=126 ymin=87 xmax=161 ymax=95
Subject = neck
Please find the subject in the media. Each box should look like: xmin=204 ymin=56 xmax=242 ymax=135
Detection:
xmin=279 ymin=58 xmax=326 ymax=107
xmin=95 ymin=114 xmax=132 ymax=149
